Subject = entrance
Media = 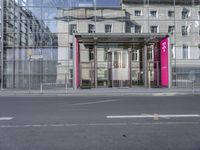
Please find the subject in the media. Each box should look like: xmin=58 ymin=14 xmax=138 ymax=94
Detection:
xmin=76 ymin=33 xmax=169 ymax=89
xmin=110 ymin=50 xmax=129 ymax=87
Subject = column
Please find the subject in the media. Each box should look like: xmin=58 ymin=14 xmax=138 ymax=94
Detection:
xmin=94 ymin=41 xmax=97 ymax=88
xmin=73 ymin=36 xmax=77 ymax=90
xmin=143 ymin=44 xmax=148 ymax=88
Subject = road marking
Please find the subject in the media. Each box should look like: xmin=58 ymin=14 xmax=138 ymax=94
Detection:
xmin=153 ymin=93 xmax=177 ymax=96
xmin=0 ymin=122 xmax=200 ymax=128
xmin=0 ymin=117 xmax=14 ymax=121
xmin=70 ymin=99 xmax=119 ymax=106
xmin=106 ymin=114 xmax=200 ymax=119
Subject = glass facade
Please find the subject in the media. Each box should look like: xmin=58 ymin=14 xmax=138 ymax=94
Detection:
xmin=0 ymin=0 xmax=200 ymax=92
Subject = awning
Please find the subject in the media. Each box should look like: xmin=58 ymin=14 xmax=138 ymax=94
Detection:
xmin=75 ymin=33 xmax=169 ymax=45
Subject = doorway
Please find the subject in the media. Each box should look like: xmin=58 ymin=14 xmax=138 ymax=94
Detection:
xmin=111 ymin=50 xmax=130 ymax=87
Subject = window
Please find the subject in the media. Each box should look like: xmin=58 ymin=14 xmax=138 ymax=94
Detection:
xmin=182 ymin=26 xmax=188 ymax=36
xmin=149 ymin=10 xmax=157 ymax=17
xmin=182 ymin=8 xmax=190 ymax=19
xmin=69 ymin=24 xmax=77 ymax=35
xmin=168 ymin=10 xmax=174 ymax=17
xmin=168 ymin=26 xmax=174 ymax=34
xmin=88 ymin=24 xmax=95 ymax=33
xmin=147 ymin=46 xmax=153 ymax=60
xmin=70 ymin=69 xmax=73 ymax=79
xmin=105 ymin=24 xmax=112 ymax=33
xmin=198 ymin=44 xmax=200 ymax=59
xmin=132 ymin=50 xmax=139 ymax=61
xmin=135 ymin=10 xmax=142 ymax=16
xmin=150 ymin=26 xmax=158 ymax=33
xmin=89 ymin=48 xmax=94 ymax=60
xmin=70 ymin=43 xmax=73 ymax=59
xmin=199 ymin=11 xmax=200 ymax=18
xmin=104 ymin=48 xmax=108 ymax=61
xmin=135 ymin=25 xmax=142 ymax=33
xmin=199 ymin=28 xmax=200 ymax=36
xmin=182 ymin=44 xmax=189 ymax=59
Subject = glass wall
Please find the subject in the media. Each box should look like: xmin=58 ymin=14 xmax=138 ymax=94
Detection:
xmin=0 ymin=0 xmax=3 ymax=87
xmin=2 ymin=0 xmax=80 ymax=91
xmin=1 ymin=0 xmax=200 ymax=91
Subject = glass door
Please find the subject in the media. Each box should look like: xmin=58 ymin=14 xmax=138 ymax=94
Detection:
xmin=112 ymin=50 xmax=129 ymax=87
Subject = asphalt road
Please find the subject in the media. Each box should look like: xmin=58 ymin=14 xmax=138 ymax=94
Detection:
xmin=0 ymin=95 xmax=200 ymax=150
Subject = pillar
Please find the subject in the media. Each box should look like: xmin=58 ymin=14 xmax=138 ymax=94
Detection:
xmin=143 ymin=44 xmax=148 ymax=88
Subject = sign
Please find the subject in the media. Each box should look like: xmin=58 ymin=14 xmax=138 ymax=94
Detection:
xmin=31 ymin=55 xmax=43 ymax=59
xmin=160 ymin=37 xmax=169 ymax=87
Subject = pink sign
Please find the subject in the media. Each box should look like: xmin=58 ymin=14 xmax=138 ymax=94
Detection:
xmin=76 ymin=38 xmax=79 ymax=88
xmin=160 ymin=37 xmax=169 ymax=87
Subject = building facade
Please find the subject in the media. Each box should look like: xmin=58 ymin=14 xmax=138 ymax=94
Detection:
xmin=0 ymin=0 xmax=200 ymax=91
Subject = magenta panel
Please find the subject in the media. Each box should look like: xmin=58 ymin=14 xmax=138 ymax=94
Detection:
xmin=76 ymin=38 xmax=79 ymax=88
xmin=160 ymin=37 xmax=169 ymax=87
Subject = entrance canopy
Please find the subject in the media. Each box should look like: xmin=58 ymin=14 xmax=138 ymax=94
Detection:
xmin=75 ymin=33 xmax=168 ymax=45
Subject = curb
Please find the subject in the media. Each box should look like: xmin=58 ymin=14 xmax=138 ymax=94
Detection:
xmin=0 ymin=92 xmax=194 ymax=97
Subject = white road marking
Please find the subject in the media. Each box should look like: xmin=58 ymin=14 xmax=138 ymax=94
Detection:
xmin=106 ymin=114 xmax=200 ymax=119
xmin=0 ymin=122 xmax=200 ymax=128
xmin=0 ymin=117 xmax=14 ymax=121
xmin=70 ymin=99 xmax=119 ymax=106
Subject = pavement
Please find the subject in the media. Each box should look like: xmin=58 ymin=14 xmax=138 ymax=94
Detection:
xmin=0 ymin=95 xmax=200 ymax=150
xmin=0 ymin=87 xmax=200 ymax=96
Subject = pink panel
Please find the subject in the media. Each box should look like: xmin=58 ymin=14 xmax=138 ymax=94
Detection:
xmin=76 ymin=38 xmax=79 ymax=88
xmin=160 ymin=37 xmax=169 ymax=87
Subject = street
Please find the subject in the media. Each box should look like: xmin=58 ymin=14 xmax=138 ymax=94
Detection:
xmin=0 ymin=95 xmax=200 ymax=150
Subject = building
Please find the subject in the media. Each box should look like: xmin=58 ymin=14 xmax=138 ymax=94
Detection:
xmin=0 ymin=0 xmax=200 ymax=91
xmin=2 ymin=0 xmax=58 ymax=89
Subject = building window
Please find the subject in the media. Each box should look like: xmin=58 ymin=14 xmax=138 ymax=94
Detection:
xmin=89 ymin=48 xmax=94 ymax=60
xmin=168 ymin=26 xmax=174 ymax=34
xmin=199 ymin=11 xmax=200 ymax=19
xmin=132 ymin=50 xmax=139 ymax=61
xmin=88 ymin=24 xmax=95 ymax=33
xmin=70 ymin=69 xmax=73 ymax=79
xmin=105 ymin=24 xmax=112 ymax=33
xmin=147 ymin=46 xmax=153 ymax=60
xmin=135 ymin=25 xmax=142 ymax=33
xmin=182 ymin=44 xmax=189 ymax=59
xmin=135 ymin=10 xmax=142 ymax=16
xmin=104 ymin=48 xmax=108 ymax=61
xmin=150 ymin=26 xmax=158 ymax=33
xmin=168 ymin=10 xmax=174 ymax=17
xmin=182 ymin=8 xmax=190 ymax=19
xmin=199 ymin=28 xmax=200 ymax=36
xmin=149 ymin=10 xmax=157 ymax=17
xmin=69 ymin=24 xmax=77 ymax=35
xmin=198 ymin=44 xmax=200 ymax=59
xmin=70 ymin=43 xmax=73 ymax=59
xmin=182 ymin=26 xmax=188 ymax=36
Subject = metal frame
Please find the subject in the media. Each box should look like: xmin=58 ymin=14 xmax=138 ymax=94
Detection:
xmin=0 ymin=0 xmax=3 ymax=89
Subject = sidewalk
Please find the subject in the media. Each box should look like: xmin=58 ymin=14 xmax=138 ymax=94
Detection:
xmin=0 ymin=87 xmax=199 ymax=96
